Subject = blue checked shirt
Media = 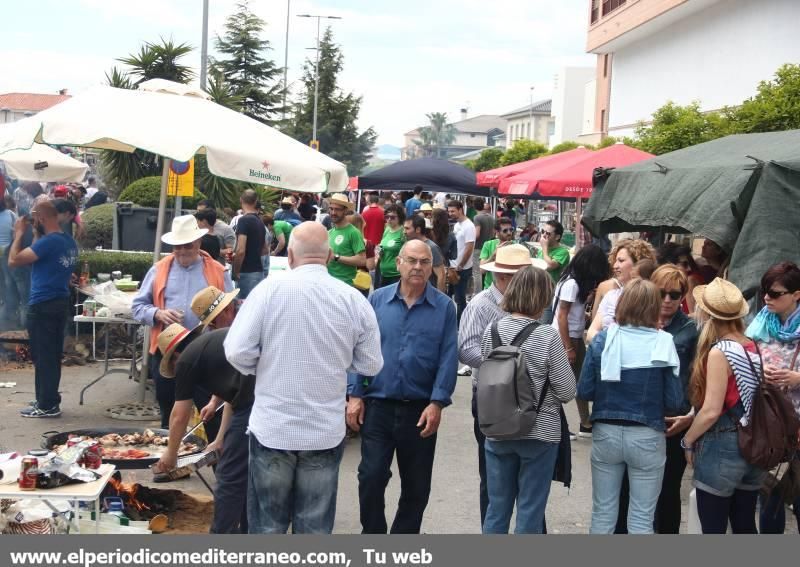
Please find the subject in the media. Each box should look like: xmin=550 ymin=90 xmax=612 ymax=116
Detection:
xmin=350 ymin=282 xmax=458 ymax=406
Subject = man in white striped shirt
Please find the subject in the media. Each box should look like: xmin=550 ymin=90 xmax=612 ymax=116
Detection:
xmin=457 ymin=244 xmax=535 ymax=527
xmin=224 ymin=222 xmax=383 ymax=534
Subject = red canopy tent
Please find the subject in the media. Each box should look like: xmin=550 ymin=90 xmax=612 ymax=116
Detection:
xmin=533 ymin=143 xmax=654 ymax=199
xmin=476 ymin=147 xmax=592 ymax=188
xmin=497 ymin=148 xmax=599 ymax=197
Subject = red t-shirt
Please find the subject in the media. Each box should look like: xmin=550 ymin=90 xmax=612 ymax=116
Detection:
xmin=362 ymin=205 xmax=385 ymax=246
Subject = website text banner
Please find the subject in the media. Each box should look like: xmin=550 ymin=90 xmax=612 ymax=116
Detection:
xmin=0 ymin=534 xmax=782 ymax=567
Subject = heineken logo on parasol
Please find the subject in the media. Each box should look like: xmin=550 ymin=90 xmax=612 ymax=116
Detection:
xmin=249 ymin=166 xmax=282 ymax=183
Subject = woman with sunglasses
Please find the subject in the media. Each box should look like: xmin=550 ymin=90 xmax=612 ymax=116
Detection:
xmin=658 ymin=243 xmax=703 ymax=314
xmin=746 ymin=261 xmax=800 ymax=533
xmin=376 ymin=204 xmax=406 ymax=288
xmin=587 ymin=239 xmax=657 ymax=342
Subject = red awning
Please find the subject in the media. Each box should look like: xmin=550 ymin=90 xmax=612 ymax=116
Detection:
xmin=533 ymin=144 xmax=654 ymax=199
xmin=497 ymin=148 xmax=598 ymax=196
xmin=476 ymin=147 xmax=592 ymax=188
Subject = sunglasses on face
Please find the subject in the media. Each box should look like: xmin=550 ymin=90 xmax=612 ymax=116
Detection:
xmin=660 ymin=289 xmax=683 ymax=301
xmin=499 ymin=228 xmax=514 ymax=234
xmin=763 ymin=288 xmax=791 ymax=299
xmin=385 ymin=215 xmax=398 ymax=220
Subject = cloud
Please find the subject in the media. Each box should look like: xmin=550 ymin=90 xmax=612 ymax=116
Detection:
xmin=0 ymin=48 xmax=114 ymax=94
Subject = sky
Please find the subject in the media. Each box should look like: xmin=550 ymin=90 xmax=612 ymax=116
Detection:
xmin=0 ymin=0 xmax=594 ymax=147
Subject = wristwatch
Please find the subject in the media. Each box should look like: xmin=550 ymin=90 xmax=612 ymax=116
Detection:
xmin=680 ymin=437 xmax=694 ymax=451
xmin=334 ymin=254 xmax=341 ymax=262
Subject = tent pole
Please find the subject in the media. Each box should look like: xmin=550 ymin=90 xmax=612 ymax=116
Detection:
xmin=357 ymin=189 xmax=362 ymax=213
xmin=138 ymin=158 xmax=171 ymax=403
xmin=575 ymin=198 xmax=583 ymax=250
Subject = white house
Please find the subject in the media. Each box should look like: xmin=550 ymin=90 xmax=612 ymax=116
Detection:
xmin=500 ymin=100 xmax=553 ymax=147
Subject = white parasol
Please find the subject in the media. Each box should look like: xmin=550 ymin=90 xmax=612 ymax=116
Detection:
xmin=0 ymin=136 xmax=88 ymax=183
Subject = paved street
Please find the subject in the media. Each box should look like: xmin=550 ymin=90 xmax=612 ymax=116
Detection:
xmin=0 ymin=359 xmax=706 ymax=534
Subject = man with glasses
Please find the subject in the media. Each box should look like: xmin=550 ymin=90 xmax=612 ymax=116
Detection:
xmin=347 ymin=240 xmax=458 ymax=533
xmin=478 ymin=217 xmax=516 ymax=290
xmin=327 ymin=194 xmax=366 ymax=286
xmin=403 ymin=215 xmax=445 ymax=291
xmin=132 ymin=215 xmax=234 ymax=429
xmin=536 ymin=219 xmax=571 ymax=284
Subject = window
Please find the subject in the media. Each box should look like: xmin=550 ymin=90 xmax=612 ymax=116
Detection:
xmin=601 ymin=0 xmax=626 ymax=17
xmin=600 ymin=109 xmax=606 ymax=132
xmin=590 ymin=0 xmax=600 ymax=24
xmin=603 ymin=54 xmax=609 ymax=78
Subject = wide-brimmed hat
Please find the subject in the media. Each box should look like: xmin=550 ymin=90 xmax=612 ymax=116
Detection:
xmin=328 ymin=193 xmax=354 ymax=210
xmin=420 ymin=203 xmax=433 ymax=212
xmin=482 ymin=244 xmax=548 ymax=274
xmin=280 ymin=196 xmax=295 ymax=205
xmin=693 ymin=277 xmax=749 ymax=320
xmin=191 ymin=286 xmax=240 ymax=328
xmin=161 ymin=214 xmax=208 ymax=246
xmin=157 ymin=323 xmax=202 ymax=378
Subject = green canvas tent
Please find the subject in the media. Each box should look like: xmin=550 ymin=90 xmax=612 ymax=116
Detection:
xmin=582 ymin=130 xmax=800 ymax=299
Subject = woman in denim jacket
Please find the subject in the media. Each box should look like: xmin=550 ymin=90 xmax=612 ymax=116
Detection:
xmin=578 ymin=279 xmax=684 ymax=533
xmin=682 ymin=278 xmax=765 ymax=533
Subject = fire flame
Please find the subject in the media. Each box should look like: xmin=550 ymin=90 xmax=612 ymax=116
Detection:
xmin=108 ymin=477 xmax=151 ymax=512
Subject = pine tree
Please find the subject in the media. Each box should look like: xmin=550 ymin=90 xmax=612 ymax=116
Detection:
xmin=285 ymin=27 xmax=377 ymax=175
xmin=213 ymin=0 xmax=285 ymax=124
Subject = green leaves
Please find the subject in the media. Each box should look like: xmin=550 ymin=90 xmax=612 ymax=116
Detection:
xmin=465 ymin=148 xmax=504 ymax=172
xmin=414 ymin=112 xmax=457 ymax=158
xmin=499 ymin=139 xmax=548 ymax=166
xmin=117 ymin=37 xmax=194 ymax=85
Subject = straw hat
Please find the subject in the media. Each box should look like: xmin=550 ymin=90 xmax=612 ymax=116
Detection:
xmin=329 ymin=193 xmax=354 ymax=210
xmin=420 ymin=203 xmax=433 ymax=212
xmin=280 ymin=196 xmax=295 ymax=205
xmin=157 ymin=323 xmax=202 ymax=378
xmin=482 ymin=244 xmax=547 ymax=273
xmin=161 ymin=214 xmax=208 ymax=246
xmin=191 ymin=286 xmax=240 ymax=329
xmin=692 ymin=277 xmax=749 ymax=320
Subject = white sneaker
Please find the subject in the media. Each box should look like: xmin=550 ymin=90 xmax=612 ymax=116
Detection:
xmin=457 ymin=365 xmax=472 ymax=376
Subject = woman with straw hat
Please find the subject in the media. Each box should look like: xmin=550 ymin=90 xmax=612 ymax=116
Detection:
xmin=681 ymin=278 xmax=765 ymax=533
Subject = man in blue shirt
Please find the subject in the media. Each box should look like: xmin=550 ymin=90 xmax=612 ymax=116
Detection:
xmin=347 ymin=239 xmax=458 ymax=533
xmin=9 ymin=200 xmax=78 ymax=418
xmin=404 ymin=186 xmax=423 ymax=219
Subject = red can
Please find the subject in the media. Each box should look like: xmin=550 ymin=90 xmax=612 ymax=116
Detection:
xmin=18 ymin=457 xmax=38 ymax=490
xmin=83 ymin=442 xmax=102 ymax=469
xmin=67 ymin=435 xmax=83 ymax=448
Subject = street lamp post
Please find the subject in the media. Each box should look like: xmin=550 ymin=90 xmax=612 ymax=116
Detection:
xmin=297 ymin=14 xmax=342 ymax=149
xmin=528 ymin=86 xmax=535 ymax=141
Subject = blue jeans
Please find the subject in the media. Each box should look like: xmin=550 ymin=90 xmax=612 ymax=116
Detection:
xmin=759 ymin=490 xmax=800 ymax=534
xmin=357 ymin=399 xmax=437 ymax=534
xmin=248 ymin=436 xmax=344 ymax=534
xmin=450 ymin=268 xmax=472 ymax=324
xmin=483 ymin=438 xmax=559 ymax=534
xmin=26 ymin=297 xmax=69 ymax=410
xmin=590 ymin=422 xmax=666 ymax=534
xmin=210 ymin=403 xmax=252 ymax=534
xmin=261 ymin=255 xmax=270 ymax=279
xmin=237 ymin=271 xmax=263 ymax=299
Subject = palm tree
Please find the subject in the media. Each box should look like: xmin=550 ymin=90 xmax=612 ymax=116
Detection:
xmin=413 ymin=112 xmax=457 ymax=158
xmin=117 ymin=38 xmax=194 ymax=85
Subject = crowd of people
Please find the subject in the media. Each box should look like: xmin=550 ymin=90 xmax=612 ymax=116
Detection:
xmin=4 ymin=180 xmax=799 ymax=536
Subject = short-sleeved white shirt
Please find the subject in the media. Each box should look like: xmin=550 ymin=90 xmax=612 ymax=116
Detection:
xmin=452 ymin=218 xmax=476 ymax=270
xmin=551 ymin=277 xmax=587 ymax=338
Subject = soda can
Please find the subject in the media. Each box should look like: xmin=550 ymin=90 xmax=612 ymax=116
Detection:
xmin=83 ymin=300 xmax=97 ymax=317
xmin=67 ymin=435 xmax=83 ymax=448
xmin=83 ymin=442 xmax=102 ymax=469
xmin=111 ymin=271 xmax=122 ymax=281
xmin=18 ymin=457 xmax=38 ymax=490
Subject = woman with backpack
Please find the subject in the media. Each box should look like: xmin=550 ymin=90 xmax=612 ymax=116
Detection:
xmin=681 ymin=278 xmax=766 ymax=534
xmin=479 ymin=265 xmax=576 ymax=533
xmin=746 ymin=262 xmax=800 ymax=533
xmin=552 ymin=244 xmax=609 ymax=439
xmin=578 ymin=278 xmax=683 ymax=533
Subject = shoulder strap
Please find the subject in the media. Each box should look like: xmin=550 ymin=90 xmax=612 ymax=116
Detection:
xmin=790 ymin=341 xmax=800 ymax=371
xmin=490 ymin=322 xmax=502 ymax=350
xmin=510 ymin=321 xmax=540 ymax=347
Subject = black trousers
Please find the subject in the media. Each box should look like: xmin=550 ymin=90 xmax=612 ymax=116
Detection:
xmin=471 ymin=386 xmax=488 ymax=527
xmin=26 ymin=297 xmax=69 ymax=410
xmin=654 ymin=434 xmax=687 ymax=533
xmin=358 ymin=399 xmax=437 ymax=534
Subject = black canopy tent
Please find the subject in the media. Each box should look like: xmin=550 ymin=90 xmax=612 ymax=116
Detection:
xmin=582 ymin=129 xmax=800 ymax=300
xmin=355 ymin=157 xmax=492 ymax=198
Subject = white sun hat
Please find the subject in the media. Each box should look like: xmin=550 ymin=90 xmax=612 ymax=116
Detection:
xmin=161 ymin=214 xmax=208 ymax=246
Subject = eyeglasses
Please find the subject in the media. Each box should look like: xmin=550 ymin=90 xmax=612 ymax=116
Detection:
xmin=660 ymin=289 xmax=683 ymax=301
xmin=763 ymin=288 xmax=791 ymax=299
xmin=542 ymin=230 xmax=555 ymax=236
xmin=499 ymin=228 xmax=514 ymax=234
xmin=385 ymin=215 xmax=398 ymax=220
xmin=401 ymin=257 xmax=432 ymax=266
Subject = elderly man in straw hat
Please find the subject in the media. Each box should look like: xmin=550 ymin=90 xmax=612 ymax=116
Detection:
xmin=132 ymin=214 xmax=234 ymax=430
xmin=152 ymin=291 xmax=254 ymax=535
xmin=274 ymin=195 xmax=302 ymax=224
xmin=457 ymin=244 xmax=547 ymax=527
xmin=225 ymin=222 xmax=383 ymax=534
xmin=327 ymin=193 xmax=366 ymax=286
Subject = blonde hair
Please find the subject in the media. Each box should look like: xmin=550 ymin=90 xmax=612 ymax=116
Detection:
xmin=651 ymin=264 xmax=689 ymax=295
xmin=609 ymin=238 xmax=656 ymax=270
xmin=350 ymin=213 xmax=365 ymax=233
xmin=501 ymin=266 xmax=553 ymax=318
xmin=689 ymin=314 xmax=745 ymax=408
xmin=615 ymin=278 xmax=660 ymax=328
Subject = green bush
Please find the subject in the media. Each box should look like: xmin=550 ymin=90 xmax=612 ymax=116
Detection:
xmin=75 ymin=250 xmax=164 ymax=282
xmin=118 ymin=176 xmax=207 ymax=209
xmin=79 ymin=204 xmax=115 ymax=249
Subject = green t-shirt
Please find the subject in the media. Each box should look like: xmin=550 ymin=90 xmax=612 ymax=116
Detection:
xmin=272 ymin=220 xmax=293 ymax=248
xmin=537 ymin=244 xmax=570 ymax=282
xmin=466 ymin=207 xmax=477 ymax=221
xmin=379 ymin=226 xmax=405 ymax=279
xmin=328 ymin=224 xmax=366 ymax=284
